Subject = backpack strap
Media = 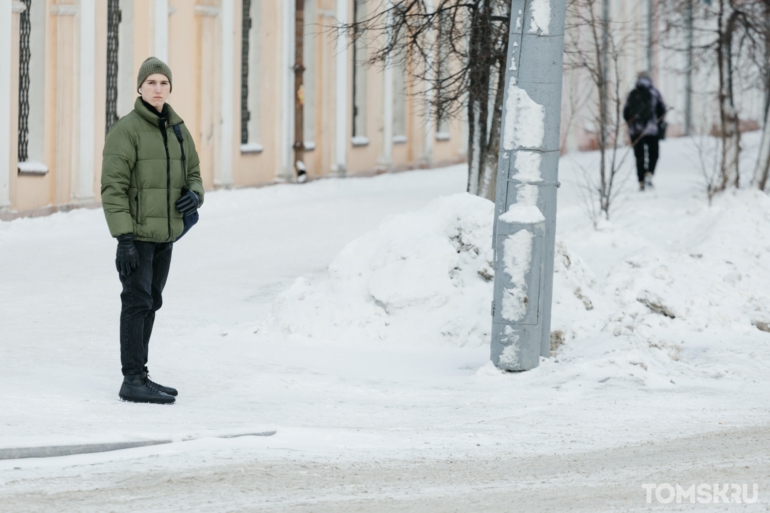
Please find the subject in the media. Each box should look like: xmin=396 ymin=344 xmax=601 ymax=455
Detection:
xmin=172 ymin=124 xmax=188 ymax=189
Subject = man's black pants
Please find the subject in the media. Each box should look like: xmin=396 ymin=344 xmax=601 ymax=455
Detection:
xmin=119 ymin=241 xmax=173 ymax=376
xmin=633 ymin=135 xmax=660 ymax=183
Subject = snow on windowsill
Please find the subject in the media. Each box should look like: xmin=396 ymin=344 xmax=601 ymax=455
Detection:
xmin=18 ymin=161 xmax=49 ymax=176
xmin=435 ymin=132 xmax=451 ymax=141
xmin=240 ymin=143 xmax=264 ymax=154
xmin=351 ymin=136 xmax=370 ymax=147
xmin=393 ymin=135 xmax=407 ymax=144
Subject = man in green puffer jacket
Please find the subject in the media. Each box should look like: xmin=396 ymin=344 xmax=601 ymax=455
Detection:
xmin=101 ymin=57 xmax=204 ymax=405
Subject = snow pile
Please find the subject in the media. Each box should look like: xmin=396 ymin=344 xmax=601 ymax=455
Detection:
xmin=543 ymin=188 xmax=770 ymax=388
xmin=266 ymin=194 xmax=496 ymax=347
xmin=267 ymin=184 xmax=770 ymax=389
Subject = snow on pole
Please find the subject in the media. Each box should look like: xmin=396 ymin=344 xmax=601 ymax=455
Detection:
xmin=491 ymin=0 xmax=567 ymax=371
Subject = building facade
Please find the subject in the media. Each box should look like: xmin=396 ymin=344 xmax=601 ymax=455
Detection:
xmin=1 ymin=0 xmax=764 ymax=219
xmin=0 ymin=0 xmax=465 ymax=219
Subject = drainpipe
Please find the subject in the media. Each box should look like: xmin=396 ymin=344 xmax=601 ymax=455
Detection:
xmin=294 ymin=0 xmax=307 ymax=182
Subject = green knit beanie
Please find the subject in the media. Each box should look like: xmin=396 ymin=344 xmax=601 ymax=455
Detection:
xmin=137 ymin=57 xmax=172 ymax=92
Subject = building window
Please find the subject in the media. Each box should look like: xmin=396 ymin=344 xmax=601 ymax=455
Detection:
xmin=240 ymin=0 xmax=251 ymax=144
xmin=17 ymin=0 xmax=31 ymax=162
xmin=241 ymin=0 xmax=262 ymax=152
xmin=17 ymin=0 xmax=46 ymax=170
xmin=105 ymin=0 xmax=121 ymax=136
xmin=352 ymin=0 xmax=367 ymax=141
xmin=117 ymin=0 xmax=135 ymax=118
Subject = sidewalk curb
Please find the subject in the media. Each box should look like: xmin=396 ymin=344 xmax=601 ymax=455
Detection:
xmin=0 ymin=431 xmax=277 ymax=461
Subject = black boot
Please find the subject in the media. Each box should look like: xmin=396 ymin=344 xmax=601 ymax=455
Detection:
xmin=144 ymin=369 xmax=178 ymax=397
xmin=119 ymin=374 xmax=175 ymax=404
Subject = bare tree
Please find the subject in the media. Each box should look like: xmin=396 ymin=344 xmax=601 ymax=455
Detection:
xmin=564 ymin=0 xmax=636 ymax=220
xmin=336 ymin=0 xmax=511 ymax=201
xmin=660 ymin=0 xmax=768 ymax=191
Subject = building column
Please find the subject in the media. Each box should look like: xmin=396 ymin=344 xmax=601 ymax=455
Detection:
xmin=333 ymin=0 xmax=347 ymax=176
xmin=53 ymin=3 xmax=78 ymax=206
xmin=76 ymin=0 xmax=96 ymax=202
xmin=0 ymin=0 xmax=17 ymax=211
xmin=219 ymin=0 xmax=234 ymax=187
xmin=380 ymin=0 xmax=393 ymax=170
xmin=154 ymin=0 xmax=168 ymax=61
xmin=280 ymin=0 xmax=295 ymax=180
xmin=422 ymin=0 xmax=434 ymax=164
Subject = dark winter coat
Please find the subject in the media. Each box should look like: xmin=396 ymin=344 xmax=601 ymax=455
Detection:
xmin=101 ymin=97 xmax=204 ymax=242
xmin=623 ymin=78 xmax=667 ymax=140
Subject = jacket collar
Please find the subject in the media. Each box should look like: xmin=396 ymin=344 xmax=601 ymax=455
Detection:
xmin=133 ymin=96 xmax=184 ymax=127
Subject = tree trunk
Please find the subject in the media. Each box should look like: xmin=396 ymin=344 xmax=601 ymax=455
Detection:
xmin=466 ymin=0 xmax=493 ymax=196
xmin=717 ymin=0 xmax=740 ymax=190
xmin=753 ymin=2 xmax=770 ymax=190
xmin=467 ymin=101 xmax=485 ymax=195
xmin=478 ymin=55 xmax=508 ymax=201
xmin=753 ymin=106 xmax=770 ymax=190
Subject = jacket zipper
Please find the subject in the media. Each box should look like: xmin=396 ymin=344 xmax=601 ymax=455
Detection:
xmin=159 ymin=118 xmax=171 ymax=241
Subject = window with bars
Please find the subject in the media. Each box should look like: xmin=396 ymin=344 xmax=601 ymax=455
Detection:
xmin=17 ymin=0 xmax=31 ymax=162
xmin=241 ymin=0 xmax=251 ymax=144
xmin=105 ymin=0 xmax=121 ymax=137
xmin=240 ymin=0 xmax=262 ymax=152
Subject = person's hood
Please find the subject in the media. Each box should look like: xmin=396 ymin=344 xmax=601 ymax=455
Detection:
xmin=636 ymin=77 xmax=653 ymax=89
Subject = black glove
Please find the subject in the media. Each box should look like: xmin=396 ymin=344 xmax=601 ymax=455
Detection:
xmin=115 ymin=234 xmax=139 ymax=276
xmin=175 ymin=189 xmax=200 ymax=216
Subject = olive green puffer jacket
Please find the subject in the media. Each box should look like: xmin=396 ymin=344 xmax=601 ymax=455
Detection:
xmin=101 ymin=97 xmax=204 ymax=243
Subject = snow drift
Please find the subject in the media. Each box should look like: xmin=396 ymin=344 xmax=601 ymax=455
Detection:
xmin=268 ymin=185 xmax=770 ymax=389
xmin=267 ymin=194 xmax=496 ymax=347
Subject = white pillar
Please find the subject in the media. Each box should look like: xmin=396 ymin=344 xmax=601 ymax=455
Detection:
xmin=154 ymin=0 xmax=168 ymax=61
xmin=422 ymin=0 xmax=434 ymax=163
xmin=334 ymin=0 xmax=348 ymax=175
xmin=280 ymin=0 xmax=295 ymax=180
xmin=0 ymin=0 xmax=17 ymax=211
xmin=219 ymin=0 xmax=234 ymax=187
xmin=381 ymin=0 xmax=393 ymax=169
xmin=76 ymin=0 xmax=95 ymax=202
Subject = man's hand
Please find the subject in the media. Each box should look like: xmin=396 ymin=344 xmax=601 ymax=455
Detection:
xmin=116 ymin=234 xmax=139 ymax=276
xmin=175 ymin=189 xmax=200 ymax=216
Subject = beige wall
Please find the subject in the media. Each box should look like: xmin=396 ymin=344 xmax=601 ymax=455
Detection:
xmin=1 ymin=0 xmax=464 ymax=219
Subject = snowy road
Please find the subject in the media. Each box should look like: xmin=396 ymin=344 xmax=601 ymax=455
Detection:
xmin=3 ymin=134 xmax=770 ymax=510
xmin=2 ymin=425 xmax=769 ymax=511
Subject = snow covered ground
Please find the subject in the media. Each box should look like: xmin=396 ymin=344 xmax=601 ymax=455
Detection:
xmin=2 ymin=133 xmax=770 ymax=510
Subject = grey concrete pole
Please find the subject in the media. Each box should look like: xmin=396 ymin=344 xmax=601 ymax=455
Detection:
xmin=491 ymin=0 xmax=567 ymax=371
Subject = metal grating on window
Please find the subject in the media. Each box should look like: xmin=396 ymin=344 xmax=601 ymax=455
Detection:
xmin=105 ymin=0 xmax=121 ymax=137
xmin=17 ymin=0 xmax=31 ymax=162
xmin=241 ymin=0 xmax=252 ymax=144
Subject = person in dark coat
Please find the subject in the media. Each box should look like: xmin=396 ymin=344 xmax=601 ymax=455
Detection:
xmin=623 ymin=71 xmax=667 ymax=191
